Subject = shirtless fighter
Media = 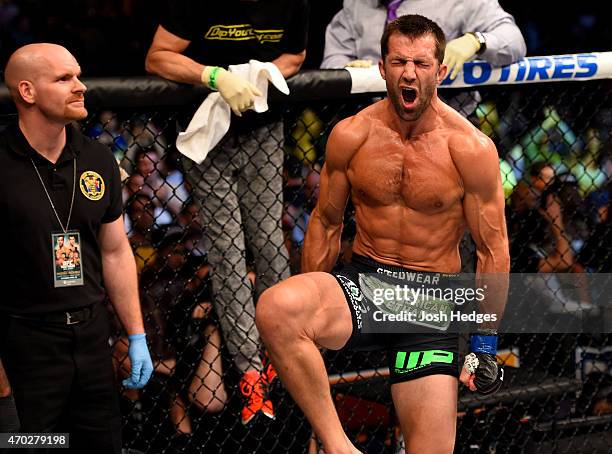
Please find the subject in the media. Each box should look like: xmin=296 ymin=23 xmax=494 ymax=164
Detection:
xmin=256 ymin=15 xmax=510 ymax=454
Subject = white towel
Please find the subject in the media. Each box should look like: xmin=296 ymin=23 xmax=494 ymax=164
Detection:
xmin=176 ymin=60 xmax=290 ymax=164
xmin=345 ymin=66 xmax=386 ymax=94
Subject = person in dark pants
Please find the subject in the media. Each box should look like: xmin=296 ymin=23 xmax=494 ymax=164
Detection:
xmin=0 ymin=359 xmax=19 ymax=432
xmin=0 ymin=359 xmax=19 ymax=454
xmin=145 ymin=0 xmax=309 ymax=425
xmin=0 ymin=43 xmax=153 ymax=454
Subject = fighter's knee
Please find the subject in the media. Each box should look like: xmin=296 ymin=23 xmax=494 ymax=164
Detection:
xmin=256 ymin=281 xmax=307 ymax=338
xmin=256 ymin=285 xmax=287 ymax=331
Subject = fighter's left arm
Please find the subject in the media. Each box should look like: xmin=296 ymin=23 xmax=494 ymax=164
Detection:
xmin=452 ymin=132 xmax=510 ymax=394
xmin=99 ymin=216 xmax=152 ymax=389
xmin=453 ymin=132 xmax=509 ymax=324
xmin=452 ymin=133 xmax=510 ymax=275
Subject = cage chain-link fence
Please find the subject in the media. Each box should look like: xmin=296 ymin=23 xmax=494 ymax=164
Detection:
xmin=77 ymin=80 xmax=612 ymax=454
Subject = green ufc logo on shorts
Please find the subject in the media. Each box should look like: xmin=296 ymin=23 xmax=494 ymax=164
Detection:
xmin=395 ymin=350 xmax=454 ymax=373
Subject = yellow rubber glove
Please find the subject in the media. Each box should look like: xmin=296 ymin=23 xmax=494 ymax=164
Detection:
xmin=345 ymin=59 xmax=373 ymax=68
xmin=201 ymin=66 xmax=262 ymax=117
xmin=442 ymin=33 xmax=481 ymax=80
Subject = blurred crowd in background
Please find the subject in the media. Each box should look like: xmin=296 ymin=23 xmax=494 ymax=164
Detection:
xmin=1 ymin=1 xmax=612 ymax=450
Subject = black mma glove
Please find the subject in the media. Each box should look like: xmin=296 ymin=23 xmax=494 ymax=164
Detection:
xmin=462 ymin=333 xmax=504 ymax=395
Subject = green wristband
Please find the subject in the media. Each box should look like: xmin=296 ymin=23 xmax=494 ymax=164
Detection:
xmin=209 ymin=66 xmax=221 ymax=90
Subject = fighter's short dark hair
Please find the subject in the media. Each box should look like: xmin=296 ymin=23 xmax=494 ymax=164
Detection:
xmin=380 ymin=14 xmax=446 ymax=64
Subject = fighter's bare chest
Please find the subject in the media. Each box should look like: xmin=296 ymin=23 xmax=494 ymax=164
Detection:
xmin=348 ymin=137 xmax=463 ymax=213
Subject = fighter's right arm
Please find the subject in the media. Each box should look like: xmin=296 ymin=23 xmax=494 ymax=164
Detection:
xmin=301 ymin=117 xmax=365 ymax=272
xmin=145 ymin=25 xmax=203 ymax=85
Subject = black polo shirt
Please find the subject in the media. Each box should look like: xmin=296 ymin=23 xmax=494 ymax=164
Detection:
xmin=160 ymin=0 xmax=309 ymax=67
xmin=0 ymin=123 xmax=122 ymax=314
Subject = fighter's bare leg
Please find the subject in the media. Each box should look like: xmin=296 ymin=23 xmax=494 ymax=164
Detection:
xmin=391 ymin=375 xmax=457 ymax=453
xmin=256 ymin=272 xmax=360 ymax=454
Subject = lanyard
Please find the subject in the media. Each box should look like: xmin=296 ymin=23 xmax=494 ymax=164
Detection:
xmin=30 ymin=158 xmax=77 ymax=234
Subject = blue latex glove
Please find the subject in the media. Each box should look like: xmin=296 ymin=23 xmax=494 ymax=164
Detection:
xmin=122 ymin=333 xmax=153 ymax=389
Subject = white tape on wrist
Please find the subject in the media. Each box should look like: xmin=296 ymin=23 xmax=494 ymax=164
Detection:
xmin=464 ymin=352 xmax=480 ymax=374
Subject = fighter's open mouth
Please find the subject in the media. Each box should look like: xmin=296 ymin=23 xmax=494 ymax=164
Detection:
xmin=402 ymin=88 xmax=417 ymax=103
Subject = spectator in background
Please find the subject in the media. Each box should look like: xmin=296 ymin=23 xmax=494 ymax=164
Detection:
xmin=508 ymin=107 xmax=581 ymax=181
xmin=125 ymin=148 xmax=187 ymax=225
xmin=177 ymin=199 xmax=203 ymax=233
xmin=145 ymin=0 xmax=309 ymax=425
xmin=571 ymin=128 xmax=609 ymax=196
xmin=291 ymin=166 xmax=321 ymax=249
xmin=282 ymin=166 xmax=322 ymax=273
xmin=126 ymin=193 xmax=159 ymax=272
xmin=122 ymin=115 xmax=168 ymax=174
xmin=574 ymin=181 xmax=612 ymax=418
xmin=87 ymin=110 xmax=128 ymax=161
xmin=321 ymin=0 xmax=526 ymax=115
xmin=508 ymin=161 xmax=573 ymax=272
xmin=175 ymin=199 xmax=209 ymax=261
xmin=552 ymin=172 xmax=589 ymax=250
xmin=577 ymin=181 xmax=612 ymax=273
xmin=115 ymin=227 xmax=227 ymax=446
xmin=508 ymin=162 xmax=592 ymax=314
xmin=584 ymin=153 xmax=612 ymax=226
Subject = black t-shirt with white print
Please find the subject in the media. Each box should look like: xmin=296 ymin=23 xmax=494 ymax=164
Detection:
xmin=160 ymin=0 xmax=309 ymax=67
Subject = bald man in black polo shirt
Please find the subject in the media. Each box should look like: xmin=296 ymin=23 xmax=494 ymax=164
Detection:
xmin=0 ymin=43 xmax=153 ymax=454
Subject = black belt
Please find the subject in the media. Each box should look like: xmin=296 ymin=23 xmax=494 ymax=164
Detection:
xmin=7 ymin=305 xmax=94 ymax=325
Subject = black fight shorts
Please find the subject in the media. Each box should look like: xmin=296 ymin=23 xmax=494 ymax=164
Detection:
xmin=332 ymin=254 xmax=460 ymax=384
